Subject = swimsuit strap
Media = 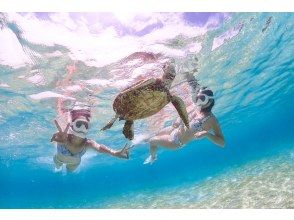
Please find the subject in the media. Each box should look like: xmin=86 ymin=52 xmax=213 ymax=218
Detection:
xmin=60 ymin=136 xmax=87 ymax=157
xmin=190 ymin=113 xmax=212 ymax=133
xmin=201 ymin=114 xmax=212 ymax=124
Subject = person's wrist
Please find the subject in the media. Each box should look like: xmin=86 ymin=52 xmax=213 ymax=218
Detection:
xmin=206 ymin=132 xmax=212 ymax=138
xmin=110 ymin=149 xmax=117 ymax=155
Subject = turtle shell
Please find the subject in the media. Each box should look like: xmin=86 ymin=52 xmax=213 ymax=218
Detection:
xmin=113 ymin=79 xmax=170 ymax=120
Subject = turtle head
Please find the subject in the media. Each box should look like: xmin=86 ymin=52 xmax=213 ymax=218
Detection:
xmin=162 ymin=61 xmax=176 ymax=88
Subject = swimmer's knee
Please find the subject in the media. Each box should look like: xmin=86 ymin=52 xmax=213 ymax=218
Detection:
xmin=53 ymin=155 xmax=63 ymax=168
xmin=166 ymin=138 xmax=180 ymax=149
xmin=166 ymin=137 xmax=176 ymax=146
xmin=66 ymin=163 xmax=79 ymax=172
xmin=150 ymin=136 xmax=163 ymax=145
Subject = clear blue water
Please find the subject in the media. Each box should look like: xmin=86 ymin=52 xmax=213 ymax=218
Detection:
xmin=0 ymin=12 xmax=293 ymax=208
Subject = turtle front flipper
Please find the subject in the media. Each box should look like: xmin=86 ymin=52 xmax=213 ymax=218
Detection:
xmin=123 ymin=120 xmax=134 ymax=140
xmin=170 ymin=95 xmax=190 ymax=129
xmin=101 ymin=114 xmax=119 ymax=131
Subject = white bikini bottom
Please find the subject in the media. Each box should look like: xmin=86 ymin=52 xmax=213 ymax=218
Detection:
xmin=171 ymin=130 xmax=184 ymax=148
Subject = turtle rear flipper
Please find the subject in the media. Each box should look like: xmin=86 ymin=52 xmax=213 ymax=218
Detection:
xmin=170 ymin=95 xmax=190 ymax=129
xmin=101 ymin=114 xmax=119 ymax=131
xmin=123 ymin=120 xmax=134 ymax=140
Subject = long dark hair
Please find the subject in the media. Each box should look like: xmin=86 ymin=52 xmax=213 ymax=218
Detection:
xmin=201 ymin=99 xmax=215 ymax=113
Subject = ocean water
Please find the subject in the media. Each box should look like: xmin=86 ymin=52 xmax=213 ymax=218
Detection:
xmin=0 ymin=12 xmax=293 ymax=208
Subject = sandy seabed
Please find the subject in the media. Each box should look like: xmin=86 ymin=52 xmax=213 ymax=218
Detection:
xmin=103 ymin=150 xmax=294 ymax=208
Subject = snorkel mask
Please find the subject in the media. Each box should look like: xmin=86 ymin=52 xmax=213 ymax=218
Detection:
xmin=195 ymin=87 xmax=214 ymax=107
xmin=68 ymin=103 xmax=91 ymax=139
xmin=70 ymin=117 xmax=89 ymax=139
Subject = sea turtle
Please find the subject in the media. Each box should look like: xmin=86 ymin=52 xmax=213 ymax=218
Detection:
xmin=101 ymin=59 xmax=190 ymax=140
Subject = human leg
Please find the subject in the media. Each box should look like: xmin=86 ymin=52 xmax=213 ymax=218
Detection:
xmin=66 ymin=163 xmax=80 ymax=172
xmin=153 ymin=126 xmax=174 ymax=137
xmin=54 ymin=154 xmax=63 ymax=169
xmin=143 ymin=142 xmax=158 ymax=164
xmin=149 ymin=135 xmax=179 ymax=150
xmin=144 ymin=135 xmax=179 ymax=164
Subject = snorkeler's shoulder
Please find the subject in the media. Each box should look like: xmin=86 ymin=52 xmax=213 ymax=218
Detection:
xmin=210 ymin=114 xmax=219 ymax=124
xmin=209 ymin=114 xmax=224 ymax=133
xmin=206 ymin=113 xmax=219 ymax=128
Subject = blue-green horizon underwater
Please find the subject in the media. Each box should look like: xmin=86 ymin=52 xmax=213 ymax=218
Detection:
xmin=0 ymin=12 xmax=293 ymax=208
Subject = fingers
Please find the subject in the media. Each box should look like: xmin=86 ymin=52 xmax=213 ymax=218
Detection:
xmin=121 ymin=143 xmax=128 ymax=151
xmin=115 ymin=145 xmax=130 ymax=159
xmin=123 ymin=143 xmax=134 ymax=151
xmin=120 ymin=151 xmax=129 ymax=159
xmin=194 ymin=131 xmax=208 ymax=139
xmin=51 ymin=134 xmax=57 ymax=142
xmin=125 ymin=146 xmax=134 ymax=151
xmin=125 ymin=151 xmax=129 ymax=159
xmin=64 ymin=123 xmax=70 ymax=133
xmin=54 ymin=120 xmax=62 ymax=132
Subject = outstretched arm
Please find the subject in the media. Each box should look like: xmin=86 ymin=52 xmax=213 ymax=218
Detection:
xmin=207 ymin=118 xmax=225 ymax=147
xmin=56 ymin=63 xmax=77 ymax=116
xmin=57 ymin=97 xmax=67 ymax=116
xmin=86 ymin=140 xmax=129 ymax=159
xmin=194 ymin=118 xmax=225 ymax=148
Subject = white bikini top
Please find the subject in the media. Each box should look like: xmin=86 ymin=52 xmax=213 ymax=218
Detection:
xmin=189 ymin=114 xmax=212 ymax=133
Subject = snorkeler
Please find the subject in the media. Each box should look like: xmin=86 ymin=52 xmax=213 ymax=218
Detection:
xmin=51 ymin=103 xmax=129 ymax=172
xmin=143 ymin=73 xmax=225 ymax=164
xmin=51 ymin=63 xmax=129 ymax=172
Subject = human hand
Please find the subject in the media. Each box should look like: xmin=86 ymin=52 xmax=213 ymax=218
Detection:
xmin=114 ymin=144 xmax=132 ymax=159
xmin=194 ymin=130 xmax=209 ymax=139
xmin=172 ymin=123 xmax=179 ymax=128
xmin=50 ymin=120 xmax=70 ymax=144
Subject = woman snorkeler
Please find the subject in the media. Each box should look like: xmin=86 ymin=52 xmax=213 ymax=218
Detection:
xmin=51 ymin=63 xmax=129 ymax=172
xmin=51 ymin=104 xmax=129 ymax=172
xmin=143 ymin=73 xmax=225 ymax=164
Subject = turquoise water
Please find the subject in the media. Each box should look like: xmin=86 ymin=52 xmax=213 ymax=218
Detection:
xmin=0 ymin=12 xmax=293 ymax=208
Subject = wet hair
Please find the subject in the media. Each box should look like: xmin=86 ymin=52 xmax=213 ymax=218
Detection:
xmin=201 ymin=99 xmax=215 ymax=113
xmin=199 ymin=88 xmax=215 ymax=113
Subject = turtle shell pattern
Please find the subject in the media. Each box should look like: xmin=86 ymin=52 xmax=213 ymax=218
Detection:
xmin=113 ymin=79 xmax=170 ymax=120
